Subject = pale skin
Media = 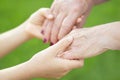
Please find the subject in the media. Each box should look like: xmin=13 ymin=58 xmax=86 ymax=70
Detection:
xmin=42 ymin=0 xmax=107 ymax=44
xmin=0 ymin=8 xmax=84 ymax=80
xmin=62 ymin=21 xmax=120 ymax=60
xmin=0 ymin=37 xmax=84 ymax=80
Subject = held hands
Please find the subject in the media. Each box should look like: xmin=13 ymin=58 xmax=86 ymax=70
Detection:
xmin=27 ymin=37 xmax=84 ymax=79
xmin=0 ymin=8 xmax=84 ymax=80
xmin=41 ymin=0 xmax=94 ymax=44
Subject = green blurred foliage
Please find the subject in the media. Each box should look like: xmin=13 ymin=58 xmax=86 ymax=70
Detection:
xmin=0 ymin=0 xmax=120 ymax=80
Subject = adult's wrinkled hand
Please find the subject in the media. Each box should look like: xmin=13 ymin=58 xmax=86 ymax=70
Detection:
xmin=42 ymin=0 xmax=94 ymax=45
xmin=62 ymin=23 xmax=120 ymax=60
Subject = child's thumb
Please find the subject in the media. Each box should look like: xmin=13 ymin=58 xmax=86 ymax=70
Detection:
xmin=49 ymin=36 xmax=73 ymax=56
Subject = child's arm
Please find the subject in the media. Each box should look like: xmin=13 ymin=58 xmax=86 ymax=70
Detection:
xmin=62 ymin=21 xmax=120 ymax=59
xmin=0 ymin=25 xmax=31 ymax=58
xmin=0 ymin=37 xmax=84 ymax=80
xmin=0 ymin=8 xmax=52 ymax=58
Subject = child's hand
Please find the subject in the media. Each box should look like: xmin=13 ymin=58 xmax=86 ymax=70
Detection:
xmin=27 ymin=37 xmax=84 ymax=79
xmin=24 ymin=8 xmax=53 ymax=39
xmin=0 ymin=8 xmax=53 ymax=56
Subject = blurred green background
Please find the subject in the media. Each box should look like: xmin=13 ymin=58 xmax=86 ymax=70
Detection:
xmin=0 ymin=0 xmax=120 ymax=80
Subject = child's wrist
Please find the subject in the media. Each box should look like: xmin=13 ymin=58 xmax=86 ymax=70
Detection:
xmin=0 ymin=62 xmax=33 ymax=80
xmin=19 ymin=23 xmax=34 ymax=40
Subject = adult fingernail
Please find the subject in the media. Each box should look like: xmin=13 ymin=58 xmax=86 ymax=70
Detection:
xmin=43 ymin=38 xmax=47 ymax=43
xmin=50 ymin=42 xmax=54 ymax=46
xmin=48 ymin=14 xmax=54 ymax=19
xmin=77 ymin=18 xmax=82 ymax=23
xmin=41 ymin=30 xmax=44 ymax=35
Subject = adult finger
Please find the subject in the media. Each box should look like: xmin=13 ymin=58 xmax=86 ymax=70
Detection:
xmin=44 ymin=20 xmax=54 ymax=43
xmin=76 ymin=15 xmax=87 ymax=28
xmin=76 ymin=9 xmax=91 ymax=28
xmin=58 ymin=12 xmax=80 ymax=40
xmin=50 ymin=13 xmax=66 ymax=44
xmin=43 ymin=2 xmax=60 ymax=43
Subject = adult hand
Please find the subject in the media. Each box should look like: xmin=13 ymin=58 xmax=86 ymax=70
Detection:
xmin=62 ymin=23 xmax=120 ymax=60
xmin=28 ymin=37 xmax=84 ymax=79
xmin=42 ymin=0 xmax=94 ymax=44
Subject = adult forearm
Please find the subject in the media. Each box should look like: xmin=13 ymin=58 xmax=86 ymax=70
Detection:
xmin=0 ymin=62 xmax=32 ymax=80
xmin=94 ymin=21 xmax=120 ymax=50
xmin=106 ymin=21 xmax=120 ymax=50
xmin=0 ymin=24 xmax=31 ymax=58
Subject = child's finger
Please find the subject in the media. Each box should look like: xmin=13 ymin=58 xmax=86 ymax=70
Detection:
xmin=30 ymin=8 xmax=54 ymax=21
xmin=68 ymin=59 xmax=84 ymax=70
xmin=38 ymin=8 xmax=54 ymax=19
xmin=61 ymin=59 xmax=84 ymax=70
xmin=48 ymin=36 xmax=73 ymax=57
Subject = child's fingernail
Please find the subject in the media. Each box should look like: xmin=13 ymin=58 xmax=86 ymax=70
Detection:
xmin=41 ymin=30 xmax=44 ymax=35
xmin=43 ymin=38 xmax=47 ymax=43
xmin=50 ymin=42 xmax=54 ymax=46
